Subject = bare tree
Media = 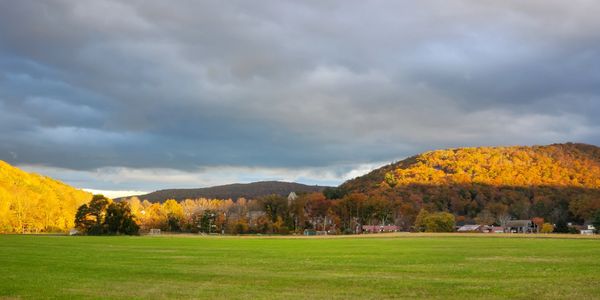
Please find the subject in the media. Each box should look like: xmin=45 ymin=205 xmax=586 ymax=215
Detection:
xmin=497 ymin=214 xmax=511 ymax=232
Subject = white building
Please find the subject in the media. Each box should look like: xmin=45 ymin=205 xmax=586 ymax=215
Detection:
xmin=287 ymin=192 xmax=298 ymax=206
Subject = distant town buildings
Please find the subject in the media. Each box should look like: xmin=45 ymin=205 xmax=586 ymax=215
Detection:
xmin=505 ymin=220 xmax=536 ymax=233
xmin=362 ymin=225 xmax=399 ymax=233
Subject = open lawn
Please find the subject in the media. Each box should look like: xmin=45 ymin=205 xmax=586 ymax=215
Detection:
xmin=1 ymin=234 xmax=599 ymax=299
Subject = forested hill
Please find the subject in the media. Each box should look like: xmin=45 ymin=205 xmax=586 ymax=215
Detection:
xmin=340 ymin=143 xmax=600 ymax=223
xmin=343 ymin=143 xmax=600 ymax=192
xmin=123 ymin=181 xmax=330 ymax=203
xmin=0 ymin=161 xmax=91 ymax=233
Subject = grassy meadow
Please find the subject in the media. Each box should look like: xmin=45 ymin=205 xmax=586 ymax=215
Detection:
xmin=1 ymin=234 xmax=599 ymax=299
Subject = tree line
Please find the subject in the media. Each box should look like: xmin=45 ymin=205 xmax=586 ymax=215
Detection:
xmin=110 ymin=191 xmax=455 ymax=235
xmin=84 ymin=142 xmax=600 ymax=236
xmin=112 ymin=188 xmax=600 ymax=236
xmin=6 ymin=143 xmax=600 ymax=235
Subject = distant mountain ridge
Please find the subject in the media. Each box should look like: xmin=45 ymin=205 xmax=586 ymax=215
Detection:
xmin=121 ymin=181 xmax=330 ymax=203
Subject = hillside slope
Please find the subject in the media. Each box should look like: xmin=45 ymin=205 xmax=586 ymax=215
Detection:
xmin=343 ymin=143 xmax=600 ymax=191
xmin=124 ymin=181 xmax=330 ymax=203
xmin=340 ymin=143 xmax=600 ymax=224
xmin=0 ymin=161 xmax=92 ymax=233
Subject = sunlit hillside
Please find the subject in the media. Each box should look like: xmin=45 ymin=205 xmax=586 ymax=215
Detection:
xmin=341 ymin=143 xmax=600 ymax=224
xmin=0 ymin=161 xmax=91 ymax=233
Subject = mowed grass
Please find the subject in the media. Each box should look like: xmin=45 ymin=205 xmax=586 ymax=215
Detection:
xmin=1 ymin=235 xmax=599 ymax=299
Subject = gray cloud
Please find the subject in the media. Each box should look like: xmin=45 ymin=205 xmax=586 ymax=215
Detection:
xmin=1 ymin=0 xmax=600 ymax=190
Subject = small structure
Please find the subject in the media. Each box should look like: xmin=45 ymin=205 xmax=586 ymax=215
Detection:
xmin=69 ymin=228 xmax=80 ymax=236
xmin=362 ymin=225 xmax=399 ymax=233
xmin=506 ymin=220 xmax=535 ymax=233
xmin=457 ymin=225 xmax=483 ymax=232
xmin=149 ymin=228 xmax=161 ymax=235
xmin=287 ymin=192 xmax=298 ymax=206
xmin=581 ymin=223 xmax=595 ymax=235
xmin=303 ymin=229 xmax=316 ymax=236
xmin=488 ymin=226 xmax=505 ymax=233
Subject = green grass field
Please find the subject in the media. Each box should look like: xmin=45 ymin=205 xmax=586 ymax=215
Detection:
xmin=1 ymin=234 xmax=599 ymax=299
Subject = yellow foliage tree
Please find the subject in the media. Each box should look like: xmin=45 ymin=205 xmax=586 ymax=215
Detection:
xmin=540 ymin=223 xmax=554 ymax=234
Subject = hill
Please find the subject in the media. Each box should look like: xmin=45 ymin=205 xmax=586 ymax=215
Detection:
xmin=339 ymin=143 xmax=600 ymax=224
xmin=122 ymin=181 xmax=330 ymax=203
xmin=0 ymin=161 xmax=92 ymax=233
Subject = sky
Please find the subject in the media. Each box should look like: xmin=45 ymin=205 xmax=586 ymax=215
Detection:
xmin=1 ymin=1 xmax=600 ymax=198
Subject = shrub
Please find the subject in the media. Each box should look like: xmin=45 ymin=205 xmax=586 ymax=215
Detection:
xmin=540 ymin=223 xmax=554 ymax=234
xmin=414 ymin=209 xmax=455 ymax=232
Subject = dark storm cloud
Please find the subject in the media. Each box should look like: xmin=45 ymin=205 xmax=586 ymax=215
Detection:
xmin=1 ymin=0 xmax=600 ymax=189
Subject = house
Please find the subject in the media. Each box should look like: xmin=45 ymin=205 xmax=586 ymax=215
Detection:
xmin=457 ymin=225 xmax=483 ymax=232
xmin=579 ymin=222 xmax=596 ymax=234
xmin=457 ymin=225 xmax=504 ymax=233
xmin=506 ymin=220 xmax=536 ymax=233
xmin=362 ymin=225 xmax=399 ymax=233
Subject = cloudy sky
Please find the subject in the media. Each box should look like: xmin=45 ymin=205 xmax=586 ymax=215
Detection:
xmin=1 ymin=1 xmax=599 ymax=197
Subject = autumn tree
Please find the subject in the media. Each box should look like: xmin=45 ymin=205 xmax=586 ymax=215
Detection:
xmin=334 ymin=193 xmax=368 ymax=233
xmin=384 ymin=172 xmax=397 ymax=188
xmin=424 ymin=212 xmax=455 ymax=232
xmin=163 ymin=199 xmax=184 ymax=231
xmin=260 ymin=195 xmax=286 ymax=222
xmin=396 ymin=202 xmax=418 ymax=231
xmin=305 ymin=193 xmax=331 ymax=231
xmin=75 ymin=195 xmax=111 ymax=235
xmin=367 ymin=197 xmax=393 ymax=226
xmin=414 ymin=209 xmax=430 ymax=232
xmin=532 ymin=217 xmax=545 ymax=233
xmin=105 ymin=201 xmax=139 ymax=235
xmin=75 ymin=195 xmax=138 ymax=235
